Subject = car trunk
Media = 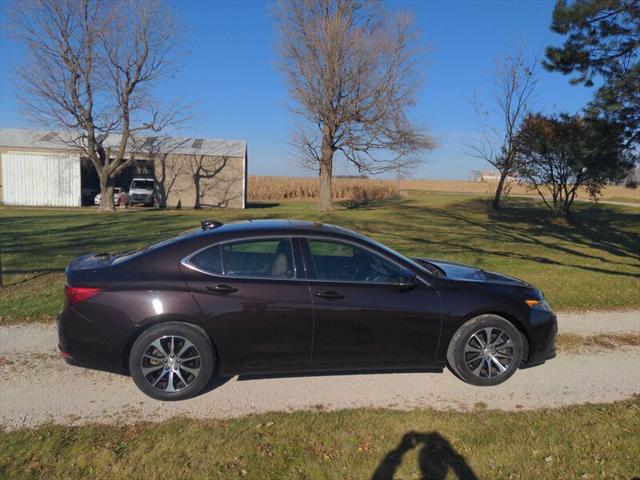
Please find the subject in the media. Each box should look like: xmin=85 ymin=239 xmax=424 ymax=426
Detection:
xmin=65 ymin=253 xmax=114 ymax=285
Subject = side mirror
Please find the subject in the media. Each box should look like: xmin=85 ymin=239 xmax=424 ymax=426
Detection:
xmin=397 ymin=269 xmax=417 ymax=290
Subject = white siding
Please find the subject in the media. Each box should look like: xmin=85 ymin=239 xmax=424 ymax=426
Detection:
xmin=1 ymin=152 xmax=81 ymax=206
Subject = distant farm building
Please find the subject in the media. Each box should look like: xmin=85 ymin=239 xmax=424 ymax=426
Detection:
xmin=469 ymin=170 xmax=517 ymax=183
xmin=0 ymin=129 xmax=247 ymax=208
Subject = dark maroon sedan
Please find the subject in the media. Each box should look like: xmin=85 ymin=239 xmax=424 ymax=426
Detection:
xmin=58 ymin=219 xmax=556 ymax=400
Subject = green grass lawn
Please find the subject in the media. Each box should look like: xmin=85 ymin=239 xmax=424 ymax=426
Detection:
xmin=605 ymin=196 xmax=640 ymax=204
xmin=1 ymin=192 xmax=639 ymax=321
xmin=1 ymin=398 xmax=638 ymax=479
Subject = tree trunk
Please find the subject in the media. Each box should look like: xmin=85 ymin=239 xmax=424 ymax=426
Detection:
xmin=550 ymin=191 xmax=570 ymax=218
xmin=98 ymin=174 xmax=116 ymax=213
xmin=318 ymin=126 xmax=334 ymax=211
xmin=492 ymin=172 xmax=507 ymax=210
xmin=193 ymin=174 xmax=201 ymax=209
xmin=154 ymin=155 xmax=167 ymax=209
xmin=155 ymin=184 xmax=167 ymax=209
xmin=154 ymin=175 xmax=167 ymax=209
xmin=318 ymin=158 xmax=333 ymax=211
xmin=553 ymin=203 xmax=570 ymax=218
xmin=559 ymin=194 xmax=574 ymax=218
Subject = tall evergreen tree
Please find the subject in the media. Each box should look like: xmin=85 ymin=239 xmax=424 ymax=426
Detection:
xmin=544 ymin=0 xmax=640 ymax=148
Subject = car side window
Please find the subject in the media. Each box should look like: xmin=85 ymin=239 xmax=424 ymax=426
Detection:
xmin=221 ymin=238 xmax=295 ymax=279
xmin=189 ymin=245 xmax=222 ymax=275
xmin=222 ymin=238 xmax=295 ymax=279
xmin=307 ymin=239 xmax=404 ymax=283
xmin=188 ymin=239 xmax=296 ymax=279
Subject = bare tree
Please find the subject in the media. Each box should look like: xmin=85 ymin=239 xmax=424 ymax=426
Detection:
xmin=274 ymin=0 xmax=435 ymax=210
xmin=12 ymin=0 xmax=184 ymax=212
xmin=469 ymin=51 xmax=538 ymax=210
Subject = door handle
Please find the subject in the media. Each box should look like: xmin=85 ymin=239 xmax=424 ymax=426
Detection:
xmin=315 ymin=291 xmax=345 ymax=300
xmin=206 ymin=284 xmax=238 ymax=294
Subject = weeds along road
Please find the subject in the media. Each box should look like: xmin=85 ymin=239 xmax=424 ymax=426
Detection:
xmin=1 ymin=311 xmax=638 ymax=430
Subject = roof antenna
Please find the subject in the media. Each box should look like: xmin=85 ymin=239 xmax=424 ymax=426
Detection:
xmin=201 ymin=220 xmax=223 ymax=231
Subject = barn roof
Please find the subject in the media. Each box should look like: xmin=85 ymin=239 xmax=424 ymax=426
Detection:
xmin=0 ymin=128 xmax=246 ymax=157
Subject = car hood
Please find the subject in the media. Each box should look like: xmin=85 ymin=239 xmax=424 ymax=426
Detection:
xmin=412 ymin=257 xmax=531 ymax=287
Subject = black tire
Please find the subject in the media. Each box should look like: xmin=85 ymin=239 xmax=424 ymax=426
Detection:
xmin=129 ymin=322 xmax=215 ymax=401
xmin=446 ymin=314 xmax=524 ymax=387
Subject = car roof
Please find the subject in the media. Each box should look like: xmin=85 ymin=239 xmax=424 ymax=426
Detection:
xmin=195 ymin=219 xmax=361 ymax=239
xmin=114 ymin=219 xmax=375 ymax=270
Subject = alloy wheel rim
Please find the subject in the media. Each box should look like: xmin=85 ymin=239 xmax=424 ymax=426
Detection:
xmin=140 ymin=335 xmax=201 ymax=392
xmin=464 ymin=327 xmax=514 ymax=379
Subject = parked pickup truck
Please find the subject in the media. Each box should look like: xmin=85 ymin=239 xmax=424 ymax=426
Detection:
xmin=127 ymin=178 xmax=155 ymax=207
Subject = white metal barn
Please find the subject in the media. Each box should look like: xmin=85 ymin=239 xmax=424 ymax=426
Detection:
xmin=0 ymin=128 xmax=248 ymax=208
xmin=0 ymin=130 xmax=83 ymax=207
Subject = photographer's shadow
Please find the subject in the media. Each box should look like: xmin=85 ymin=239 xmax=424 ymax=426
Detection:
xmin=372 ymin=431 xmax=478 ymax=480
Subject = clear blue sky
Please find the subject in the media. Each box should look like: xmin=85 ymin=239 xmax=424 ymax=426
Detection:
xmin=0 ymin=0 xmax=593 ymax=179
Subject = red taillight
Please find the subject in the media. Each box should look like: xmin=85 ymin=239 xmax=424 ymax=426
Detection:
xmin=65 ymin=286 xmax=101 ymax=305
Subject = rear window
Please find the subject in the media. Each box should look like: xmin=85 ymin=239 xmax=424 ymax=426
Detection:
xmin=111 ymin=229 xmax=199 ymax=265
xmin=131 ymin=180 xmax=154 ymax=189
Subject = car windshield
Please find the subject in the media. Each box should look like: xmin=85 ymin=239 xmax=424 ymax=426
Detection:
xmin=131 ymin=180 xmax=154 ymax=190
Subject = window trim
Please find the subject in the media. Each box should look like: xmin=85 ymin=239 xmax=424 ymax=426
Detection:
xmin=181 ymin=235 xmax=299 ymax=281
xmin=181 ymin=233 xmax=431 ymax=287
xmin=300 ymin=235 xmax=430 ymax=287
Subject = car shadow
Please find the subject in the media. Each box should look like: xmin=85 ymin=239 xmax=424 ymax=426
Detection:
xmin=235 ymin=366 xmax=443 ymax=381
xmin=200 ymin=368 xmax=233 ymax=394
xmin=372 ymin=431 xmax=478 ymax=480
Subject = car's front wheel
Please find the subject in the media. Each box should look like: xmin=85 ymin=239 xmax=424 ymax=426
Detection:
xmin=446 ymin=314 xmax=524 ymax=386
xmin=129 ymin=322 xmax=215 ymax=400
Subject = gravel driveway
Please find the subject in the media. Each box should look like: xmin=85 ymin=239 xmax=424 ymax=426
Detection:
xmin=1 ymin=310 xmax=639 ymax=430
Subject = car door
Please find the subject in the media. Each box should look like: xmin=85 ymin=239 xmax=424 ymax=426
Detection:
xmin=301 ymin=237 xmax=442 ymax=368
xmin=180 ymin=236 xmax=314 ymax=372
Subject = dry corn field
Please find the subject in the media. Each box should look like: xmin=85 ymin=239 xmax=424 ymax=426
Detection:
xmin=398 ymin=179 xmax=640 ymax=203
xmin=248 ymin=176 xmax=399 ymax=201
xmin=247 ymin=176 xmax=640 ymax=203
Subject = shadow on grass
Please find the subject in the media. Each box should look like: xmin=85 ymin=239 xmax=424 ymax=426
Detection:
xmin=372 ymin=431 xmax=477 ymax=480
xmin=342 ymin=197 xmax=405 ymax=210
xmin=367 ymin=196 xmax=640 ymax=278
xmin=2 ymin=195 xmax=639 ymax=284
xmin=246 ymin=202 xmax=281 ymax=209
xmin=485 ymin=198 xmax=640 ymax=261
xmin=2 ymin=268 xmax=65 ymax=283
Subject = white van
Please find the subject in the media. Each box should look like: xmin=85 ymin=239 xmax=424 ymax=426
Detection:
xmin=127 ymin=178 xmax=155 ymax=207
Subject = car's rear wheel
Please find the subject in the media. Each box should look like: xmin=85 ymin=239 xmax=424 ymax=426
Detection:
xmin=129 ymin=322 xmax=215 ymax=400
xmin=446 ymin=314 xmax=523 ymax=386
